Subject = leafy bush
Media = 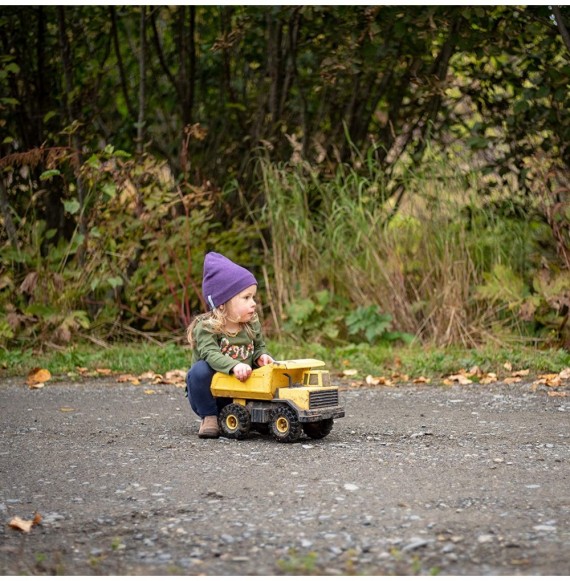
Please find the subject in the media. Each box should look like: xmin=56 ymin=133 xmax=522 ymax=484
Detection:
xmin=345 ymin=305 xmax=414 ymax=345
xmin=0 ymin=147 xmax=261 ymax=347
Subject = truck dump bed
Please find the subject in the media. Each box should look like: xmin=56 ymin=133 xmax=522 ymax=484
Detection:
xmin=210 ymin=359 xmax=326 ymax=400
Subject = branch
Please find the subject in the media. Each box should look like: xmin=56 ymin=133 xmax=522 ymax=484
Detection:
xmin=552 ymin=6 xmax=570 ymax=55
xmin=149 ymin=7 xmax=181 ymax=100
xmin=110 ymin=6 xmax=136 ymax=120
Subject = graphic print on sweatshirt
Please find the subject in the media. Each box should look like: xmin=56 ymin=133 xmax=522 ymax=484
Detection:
xmin=220 ymin=337 xmax=255 ymax=361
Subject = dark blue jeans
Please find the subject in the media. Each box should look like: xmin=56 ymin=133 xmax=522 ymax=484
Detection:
xmin=185 ymin=360 xmax=231 ymax=418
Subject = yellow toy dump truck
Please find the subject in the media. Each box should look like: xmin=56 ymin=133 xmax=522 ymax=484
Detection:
xmin=210 ymin=359 xmax=345 ymax=443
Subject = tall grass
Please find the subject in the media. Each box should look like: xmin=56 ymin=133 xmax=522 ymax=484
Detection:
xmin=258 ymin=152 xmax=542 ymax=347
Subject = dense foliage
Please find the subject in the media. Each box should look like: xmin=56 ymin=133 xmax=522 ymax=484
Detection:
xmin=0 ymin=6 xmax=569 ymax=350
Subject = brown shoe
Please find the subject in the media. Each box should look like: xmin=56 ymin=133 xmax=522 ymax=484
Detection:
xmin=198 ymin=415 xmax=219 ymax=439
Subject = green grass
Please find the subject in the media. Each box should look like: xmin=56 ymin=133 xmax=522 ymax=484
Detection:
xmin=1 ymin=339 xmax=568 ymax=382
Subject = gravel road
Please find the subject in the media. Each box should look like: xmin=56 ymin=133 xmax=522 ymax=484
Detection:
xmin=1 ymin=375 xmax=569 ymax=575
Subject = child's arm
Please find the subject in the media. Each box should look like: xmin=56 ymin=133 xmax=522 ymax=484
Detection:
xmin=194 ymin=323 xmax=241 ymax=374
xmin=256 ymin=353 xmax=274 ymax=367
xmin=251 ymin=320 xmax=273 ymax=368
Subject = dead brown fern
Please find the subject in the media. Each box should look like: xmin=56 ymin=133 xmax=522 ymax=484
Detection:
xmin=0 ymin=146 xmax=73 ymax=171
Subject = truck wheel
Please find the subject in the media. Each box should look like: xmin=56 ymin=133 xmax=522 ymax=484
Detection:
xmin=219 ymin=403 xmax=251 ymax=439
xmin=269 ymin=406 xmax=302 ymax=443
xmin=302 ymin=418 xmax=334 ymax=439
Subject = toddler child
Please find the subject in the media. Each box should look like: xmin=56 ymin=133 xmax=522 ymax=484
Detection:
xmin=185 ymin=252 xmax=274 ymax=438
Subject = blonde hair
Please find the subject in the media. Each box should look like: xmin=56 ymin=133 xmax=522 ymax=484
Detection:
xmin=186 ymin=306 xmax=259 ymax=348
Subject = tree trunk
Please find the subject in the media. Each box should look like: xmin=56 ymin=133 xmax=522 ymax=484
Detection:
xmin=110 ymin=6 xmax=136 ymax=120
xmin=57 ymin=7 xmax=88 ymax=248
xmin=552 ymin=6 xmax=570 ymax=55
xmin=136 ymin=6 xmax=147 ymax=156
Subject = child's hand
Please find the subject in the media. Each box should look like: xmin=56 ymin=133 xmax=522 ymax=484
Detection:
xmin=233 ymin=363 xmax=252 ymax=382
xmin=256 ymin=354 xmax=275 ymax=367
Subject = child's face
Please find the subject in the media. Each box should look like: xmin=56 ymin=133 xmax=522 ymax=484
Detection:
xmin=226 ymin=284 xmax=257 ymax=323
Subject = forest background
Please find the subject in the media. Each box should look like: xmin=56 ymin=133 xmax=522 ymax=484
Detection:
xmin=1 ymin=5 xmax=569 ymax=377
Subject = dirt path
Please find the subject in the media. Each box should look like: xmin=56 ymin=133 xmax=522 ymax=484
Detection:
xmin=1 ymin=376 xmax=569 ymax=575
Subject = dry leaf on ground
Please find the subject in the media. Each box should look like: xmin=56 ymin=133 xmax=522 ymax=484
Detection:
xmin=117 ymin=374 xmax=140 ymax=385
xmin=139 ymin=371 xmax=159 ymax=381
xmin=445 ymin=374 xmax=473 ymax=385
xmin=163 ymin=370 xmax=187 ymax=387
xmin=27 ymin=368 xmax=51 ymax=388
xmin=9 ymin=513 xmax=42 ymax=533
xmin=365 ymin=375 xmax=393 ymax=386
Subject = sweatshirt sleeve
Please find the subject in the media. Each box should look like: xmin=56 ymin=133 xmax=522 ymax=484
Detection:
xmin=193 ymin=322 xmax=240 ymax=374
xmin=252 ymin=320 xmax=271 ymax=365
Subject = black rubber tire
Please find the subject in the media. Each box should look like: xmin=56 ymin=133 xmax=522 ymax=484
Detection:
xmin=269 ymin=405 xmax=302 ymax=443
xmin=302 ymin=418 xmax=334 ymax=439
xmin=218 ymin=403 xmax=251 ymax=439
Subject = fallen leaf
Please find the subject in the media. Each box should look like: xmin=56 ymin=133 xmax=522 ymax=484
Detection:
xmin=548 ymin=391 xmax=567 ymax=397
xmin=559 ymin=368 xmax=570 ymax=380
xmin=144 ymin=389 xmax=156 ymax=395
xmin=541 ymin=375 xmax=561 ymax=387
xmin=511 ymin=369 xmax=530 ymax=377
xmin=480 ymin=373 xmax=498 ymax=385
xmin=503 ymin=361 xmax=513 ymax=372
xmin=349 ymin=381 xmax=365 ymax=388
xmin=447 ymin=374 xmax=473 ymax=385
xmin=95 ymin=368 xmax=112 ymax=376
xmin=117 ymin=374 xmax=140 ymax=385
xmin=59 ymin=407 xmax=75 ymax=413
xmin=9 ymin=512 xmax=42 ymax=533
xmin=468 ymin=366 xmax=482 ymax=377
xmin=163 ymin=369 xmax=187 ymax=386
xmin=366 ymin=375 xmax=393 ymax=386
xmin=27 ymin=368 xmax=51 ymax=387
xmin=504 ymin=376 xmax=523 ymax=384
xmin=343 ymin=369 xmax=358 ymax=376
xmin=413 ymin=376 xmax=430 ymax=384
xmin=139 ymin=371 xmax=159 ymax=381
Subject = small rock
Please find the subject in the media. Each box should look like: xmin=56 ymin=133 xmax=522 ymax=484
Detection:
xmin=403 ymin=538 xmax=430 ymax=552
xmin=533 ymin=525 xmax=557 ymax=532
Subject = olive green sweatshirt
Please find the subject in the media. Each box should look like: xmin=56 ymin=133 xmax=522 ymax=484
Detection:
xmin=191 ymin=318 xmax=270 ymax=374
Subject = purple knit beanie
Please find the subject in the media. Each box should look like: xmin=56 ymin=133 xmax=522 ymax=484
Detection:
xmin=202 ymin=252 xmax=257 ymax=310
